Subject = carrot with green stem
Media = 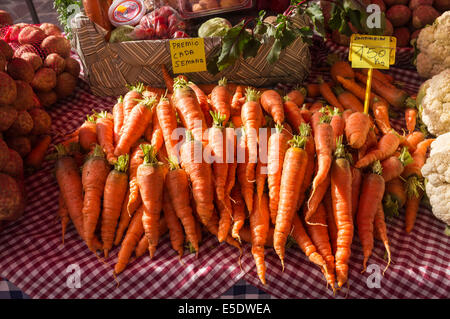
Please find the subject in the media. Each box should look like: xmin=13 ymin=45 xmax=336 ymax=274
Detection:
xmin=260 ymin=89 xmax=284 ymax=125
xmin=267 ymin=124 xmax=291 ymax=224
xmin=300 ymin=105 xmax=312 ymax=123
xmin=96 ymin=111 xmax=117 ymax=164
xmin=122 ymin=82 xmax=145 ymax=127
xmin=329 ymin=107 xmax=344 ymax=151
xmin=25 ymin=135 xmax=51 ymax=171
xmin=162 ymin=187 xmax=185 ymax=258
xmin=78 ymin=114 xmax=97 ymax=152
xmin=114 ymin=206 xmax=145 ymax=275
xmin=82 ymin=144 xmax=111 ymax=251
xmin=172 ymin=78 xmax=207 ymax=142
xmin=137 ymin=144 xmax=164 ymax=259
xmin=333 ymin=86 xmax=364 ymax=113
xmin=180 ymin=130 xmax=214 ymax=226
xmin=274 ymin=134 xmax=308 ymax=269
xmin=402 ymin=138 xmax=435 ymax=179
xmin=115 ymin=96 xmax=157 ymax=156
xmin=241 ymin=88 xmax=263 ymax=182
xmin=296 ymin=123 xmax=314 ymax=212
xmin=250 ymin=192 xmax=270 ymax=285
xmin=286 ymin=86 xmax=307 ymax=107
xmin=210 ymin=77 xmax=232 ymax=125
xmin=166 ymin=156 xmax=199 ymax=254
xmin=113 ymin=96 xmax=124 ymax=146
xmin=101 ymin=154 xmax=129 ymax=258
xmin=330 ymin=136 xmax=354 ymax=288
xmin=156 ymin=95 xmax=179 ymax=158
xmin=381 ymin=147 xmax=413 ymax=182
xmin=357 ymin=160 xmax=385 ymax=272
xmin=382 ymin=177 xmax=407 ymax=219
xmin=209 ymin=111 xmax=228 ymax=202
xmin=355 ymin=131 xmax=400 ymax=168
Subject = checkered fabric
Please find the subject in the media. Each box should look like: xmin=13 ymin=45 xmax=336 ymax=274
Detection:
xmin=0 ymin=38 xmax=449 ymax=299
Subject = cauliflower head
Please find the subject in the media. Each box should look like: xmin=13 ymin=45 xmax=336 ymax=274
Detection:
xmin=421 ymin=132 xmax=450 ymax=226
xmin=417 ymin=68 xmax=450 ymax=136
xmin=416 ymin=11 xmax=450 ymax=79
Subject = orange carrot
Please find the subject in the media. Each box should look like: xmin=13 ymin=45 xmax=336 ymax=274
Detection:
xmin=405 ymin=109 xmax=417 ymax=134
xmin=381 ymin=147 xmax=413 ymax=182
xmin=143 ymin=119 xmax=153 ymax=143
xmin=162 ymin=187 xmax=184 ymax=258
xmin=114 ymin=189 xmax=132 ymax=246
xmin=166 ymin=157 xmax=199 ymax=253
xmin=267 ymin=124 xmax=291 ymax=224
xmin=96 ymin=111 xmax=117 ymax=164
xmin=355 ymin=132 xmax=400 ymax=168
xmin=260 ymin=89 xmax=284 ymax=124
xmin=357 ymin=161 xmax=385 ymax=272
xmin=274 ymin=135 xmax=308 ymax=268
xmin=383 ymin=177 xmax=407 ymax=218
xmin=135 ymin=217 xmax=168 ymax=257
xmin=150 ymin=110 xmax=164 ymax=152
xmin=231 ymin=115 xmax=243 ymax=128
xmin=309 ymin=100 xmax=325 ymax=114
xmin=283 ymin=96 xmax=304 ymax=134
xmin=172 ymin=78 xmax=207 ymax=142
xmin=115 ymin=96 xmax=157 ymax=156
xmin=333 ymin=86 xmax=364 ymax=113
xmin=404 ymin=176 xmax=424 ymax=234
xmin=210 ymin=77 xmax=232 ymax=125
xmin=231 ymin=184 xmax=246 ymax=242
xmin=402 ymin=138 xmax=435 ymax=179
xmin=323 ymin=189 xmax=338 ymax=255
xmin=250 ymin=192 xmax=270 ymax=285
xmin=156 ymin=96 xmax=179 ymax=158
xmin=406 ymin=131 xmax=425 ymax=151
xmin=361 ymin=68 xmax=394 ymax=85
xmin=372 ymin=98 xmax=391 ymax=135
xmin=330 ymin=60 xmax=354 ymax=83
xmin=300 ymin=105 xmax=312 ymax=123
xmin=303 ymin=203 xmax=336 ymax=289
xmin=330 ymin=138 xmax=354 ymax=287
xmin=137 ymin=144 xmax=164 ymax=259
xmin=237 ymin=141 xmax=254 ymax=215
xmin=122 ymin=82 xmax=145 ymax=127
xmin=373 ymin=203 xmax=391 ymax=273
xmin=344 ymin=111 xmax=370 ymax=149
xmin=336 ymin=75 xmax=383 ymax=106
xmin=161 ymin=64 xmax=174 ymax=93
xmin=209 ymin=111 xmax=228 ymax=202
xmin=329 ymin=107 xmax=344 ymax=151
xmin=351 ymin=167 xmax=362 ymax=221
xmin=180 ymin=131 xmax=214 ymax=226
xmin=114 ymin=206 xmax=145 ymax=275
xmin=307 ymin=83 xmax=320 ymax=98
xmin=225 ymin=125 xmax=237 ymax=197
xmin=127 ymin=142 xmax=147 ymax=215
xmin=82 ymin=145 xmax=111 ymax=251
xmin=58 ymin=192 xmax=70 ymax=244
xmin=189 ymin=81 xmax=212 ymax=127
xmin=25 ymin=134 xmax=51 ymax=171
xmin=286 ymin=86 xmax=307 ymax=107
xmin=205 ymin=210 xmax=241 ymax=252
xmin=112 ymin=96 xmax=124 ymax=146
xmin=78 ymin=114 xmax=97 ymax=152
xmin=318 ymin=77 xmax=344 ymax=112
xmin=296 ymin=123 xmax=314 ymax=212
xmin=231 ymin=85 xmax=244 ymax=116
xmin=101 ymin=154 xmax=129 ymax=257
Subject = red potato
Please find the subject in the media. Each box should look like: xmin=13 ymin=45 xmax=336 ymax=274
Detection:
xmin=6 ymin=136 xmax=31 ymax=158
xmin=36 ymin=90 xmax=57 ymax=108
xmin=12 ymin=80 xmax=34 ymax=110
xmin=18 ymin=26 xmax=46 ymax=45
xmin=20 ymin=52 xmax=43 ymax=71
xmin=39 ymin=23 xmax=62 ymax=36
xmin=0 ymin=72 xmax=17 ymax=105
xmin=409 ymin=0 xmax=433 ymax=10
xmin=31 ymin=67 xmax=57 ymax=92
xmin=55 ymin=72 xmax=77 ymax=99
xmin=386 ymin=5 xmax=411 ymax=27
xmin=8 ymin=23 xmax=29 ymax=42
xmin=384 ymin=0 xmax=408 ymax=5
xmin=393 ymin=27 xmax=411 ymax=47
xmin=384 ymin=19 xmax=394 ymax=36
xmin=6 ymin=110 xmax=33 ymax=136
xmin=0 ymin=53 xmax=5 ymax=72
xmin=0 ymin=139 xmax=8 ymax=171
xmin=434 ymin=0 xmax=450 ymax=11
xmin=1 ymin=148 xmax=23 ymax=179
xmin=0 ymin=106 xmax=18 ymax=132
xmin=64 ymin=57 xmax=81 ymax=78
xmin=28 ymin=108 xmax=51 ymax=135
xmin=44 ymin=53 xmax=66 ymax=75
xmin=412 ymin=5 xmax=440 ymax=29
xmin=6 ymin=58 xmax=34 ymax=83
xmin=40 ymin=35 xmax=71 ymax=58
xmin=13 ymin=44 xmax=41 ymax=59
xmin=0 ymin=40 xmax=13 ymax=61
xmin=0 ymin=173 xmax=25 ymax=222
xmin=0 ymin=10 xmax=13 ymax=27
xmin=371 ymin=0 xmax=386 ymax=11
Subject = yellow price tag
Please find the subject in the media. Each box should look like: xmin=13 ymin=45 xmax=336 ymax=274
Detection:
xmin=349 ymin=34 xmax=394 ymax=69
xmin=169 ymin=38 xmax=207 ymax=74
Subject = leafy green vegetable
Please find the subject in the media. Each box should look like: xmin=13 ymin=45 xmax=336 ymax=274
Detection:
xmin=54 ymin=0 xmax=82 ymax=39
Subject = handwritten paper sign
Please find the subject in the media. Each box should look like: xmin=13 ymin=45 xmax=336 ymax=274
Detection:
xmin=349 ymin=34 xmax=396 ymax=69
xmin=169 ymin=38 xmax=207 ymax=74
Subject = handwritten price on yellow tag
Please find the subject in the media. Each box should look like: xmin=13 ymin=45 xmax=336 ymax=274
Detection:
xmin=169 ymin=38 xmax=207 ymax=74
xmin=349 ymin=34 xmax=396 ymax=69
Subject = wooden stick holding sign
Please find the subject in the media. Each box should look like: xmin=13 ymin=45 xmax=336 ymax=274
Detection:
xmin=349 ymin=34 xmax=397 ymax=114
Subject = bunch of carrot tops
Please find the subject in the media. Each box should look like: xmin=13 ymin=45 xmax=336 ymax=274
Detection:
xmin=52 ymin=60 xmax=432 ymax=292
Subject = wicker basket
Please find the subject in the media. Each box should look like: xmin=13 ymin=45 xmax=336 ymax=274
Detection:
xmin=70 ymin=12 xmax=311 ymax=97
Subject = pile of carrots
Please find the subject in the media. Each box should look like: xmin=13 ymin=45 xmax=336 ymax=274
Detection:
xmin=52 ymin=60 xmax=433 ymax=292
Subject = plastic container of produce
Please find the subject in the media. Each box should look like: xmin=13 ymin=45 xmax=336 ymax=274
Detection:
xmin=108 ymin=0 xmax=147 ymax=27
xmin=177 ymin=0 xmax=253 ymax=19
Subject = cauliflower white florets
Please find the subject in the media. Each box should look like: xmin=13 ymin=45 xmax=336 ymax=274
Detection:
xmin=417 ymin=68 xmax=450 ymax=136
xmin=421 ymin=132 xmax=450 ymax=226
xmin=416 ymin=11 xmax=450 ymax=79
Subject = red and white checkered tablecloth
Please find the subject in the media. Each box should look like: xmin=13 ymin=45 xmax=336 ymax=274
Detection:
xmin=0 ymin=40 xmax=449 ymax=299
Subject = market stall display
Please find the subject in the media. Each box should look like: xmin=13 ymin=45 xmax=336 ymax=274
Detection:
xmin=0 ymin=1 xmax=449 ymax=299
